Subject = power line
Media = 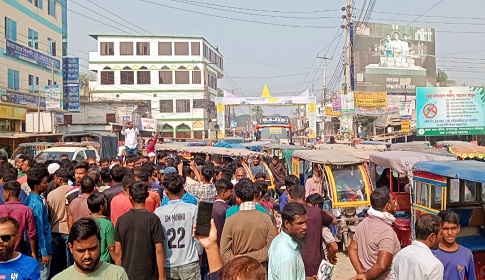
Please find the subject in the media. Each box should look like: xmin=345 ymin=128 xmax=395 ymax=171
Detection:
xmin=406 ymin=0 xmax=445 ymax=27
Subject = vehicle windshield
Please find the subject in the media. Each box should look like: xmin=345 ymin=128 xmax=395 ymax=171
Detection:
xmin=331 ymin=165 xmax=368 ymax=202
xmin=36 ymin=152 xmax=74 ymax=162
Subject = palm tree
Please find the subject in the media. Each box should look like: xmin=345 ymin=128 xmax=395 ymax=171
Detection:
xmin=251 ymin=105 xmax=264 ymax=120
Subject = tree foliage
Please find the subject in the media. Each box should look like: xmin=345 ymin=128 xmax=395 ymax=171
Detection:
xmin=437 ymin=69 xmax=456 ymax=87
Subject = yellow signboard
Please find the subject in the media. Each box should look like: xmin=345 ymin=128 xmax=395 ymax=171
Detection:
xmin=308 ymin=101 xmax=316 ymax=113
xmin=401 ymin=120 xmax=410 ymax=134
xmin=325 ymin=106 xmax=342 ymax=117
xmin=354 ymin=92 xmax=387 ymax=108
xmin=269 ymin=127 xmax=282 ymax=135
xmin=0 ymin=105 xmax=26 ymax=120
xmin=216 ymin=101 xmax=224 ymax=113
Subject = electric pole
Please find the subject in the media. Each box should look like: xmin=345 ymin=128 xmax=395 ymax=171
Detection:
xmin=343 ymin=0 xmax=352 ymax=94
xmin=317 ymin=56 xmax=332 ymax=102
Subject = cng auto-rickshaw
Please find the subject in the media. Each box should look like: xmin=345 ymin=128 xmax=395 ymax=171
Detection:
xmin=412 ymin=160 xmax=485 ymax=280
xmin=292 ymin=150 xmax=372 ymax=251
xmin=369 ymin=151 xmax=456 ymax=246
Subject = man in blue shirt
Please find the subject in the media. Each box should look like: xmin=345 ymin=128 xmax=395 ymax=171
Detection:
xmin=0 ymin=216 xmax=40 ymax=279
xmin=278 ymin=175 xmax=300 ymax=212
xmin=432 ymin=210 xmax=476 ymax=280
xmin=24 ymin=167 xmax=52 ymax=280
xmin=268 ymin=202 xmax=317 ymax=280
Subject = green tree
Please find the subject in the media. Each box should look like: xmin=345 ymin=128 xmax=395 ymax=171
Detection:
xmin=79 ymin=73 xmax=95 ymax=98
xmin=437 ymin=69 xmax=456 ymax=87
xmin=356 ymin=115 xmax=377 ymax=132
xmin=250 ymin=106 xmax=264 ymax=120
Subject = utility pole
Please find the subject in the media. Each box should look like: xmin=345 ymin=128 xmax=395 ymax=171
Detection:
xmin=317 ymin=56 xmax=332 ymax=102
xmin=344 ymin=0 xmax=352 ymax=94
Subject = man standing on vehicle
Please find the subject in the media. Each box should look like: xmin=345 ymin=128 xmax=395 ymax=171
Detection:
xmin=250 ymin=156 xmax=266 ymax=176
xmin=268 ymin=156 xmax=286 ymax=195
xmin=432 ymin=210 xmax=476 ymax=280
xmin=349 ymin=187 xmax=400 ymax=280
xmin=121 ymin=121 xmax=140 ymax=156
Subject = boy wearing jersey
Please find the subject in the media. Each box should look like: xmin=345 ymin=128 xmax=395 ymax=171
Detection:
xmin=155 ymin=173 xmax=201 ymax=279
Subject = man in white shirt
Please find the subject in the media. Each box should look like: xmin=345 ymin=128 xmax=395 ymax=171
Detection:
xmin=121 ymin=121 xmax=140 ymax=156
xmin=390 ymin=213 xmax=444 ymax=280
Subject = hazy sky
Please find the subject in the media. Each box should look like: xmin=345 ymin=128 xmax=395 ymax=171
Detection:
xmin=68 ymin=0 xmax=485 ymax=104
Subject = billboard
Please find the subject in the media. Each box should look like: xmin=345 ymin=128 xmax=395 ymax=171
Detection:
xmin=5 ymin=39 xmax=60 ymax=70
xmin=45 ymin=85 xmax=61 ymax=110
xmin=354 ymin=92 xmax=387 ymax=108
xmin=416 ymin=87 xmax=485 ymax=136
xmin=353 ymin=22 xmax=436 ymax=94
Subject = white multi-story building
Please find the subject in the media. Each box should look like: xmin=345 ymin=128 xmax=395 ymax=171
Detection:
xmin=88 ymin=35 xmax=224 ymax=139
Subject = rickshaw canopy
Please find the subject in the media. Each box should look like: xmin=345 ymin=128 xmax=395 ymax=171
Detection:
xmin=293 ymin=150 xmax=365 ymax=165
xmin=413 ymin=160 xmax=485 ymax=184
xmin=448 ymin=145 xmax=485 ymax=160
xmin=369 ymin=151 xmax=456 ymax=174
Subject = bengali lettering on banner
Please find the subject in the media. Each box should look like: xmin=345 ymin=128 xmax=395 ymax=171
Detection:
xmin=354 ymin=92 xmax=387 ymax=108
xmin=340 ymin=92 xmax=355 ymax=114
xmin=416 ymin=86 xmax=485 ymax=136
xmin=340 ymin=115 xmax=353 ymax=134
xmin=401 ymin=120 xmax=410 ymax=134
xmin=5 ymin=39 xmax=61 ymax=70
xmin=308 ymin=97 xmax=317 ymax=138
xmin=138 ymin=118 xmax=156 ymax=131
xmin=325 ymin=106 xmax=342 ymax=117
xmin=45 ymin=85 xmax=61 ymax=110
xmin=215 ymin=97 xmax=225 ymax=139
xmin=62 ymin=58 xmax=79 ymax=84
xmin=63 ymin=85 xmax=80 ymax=112
xmin=399 ymin=100 xmax=413 ymax=120
xmin=222 ymin=90 xmax=310 ymax=105
xmin=0 ymin=105 xmax=26 ymax=120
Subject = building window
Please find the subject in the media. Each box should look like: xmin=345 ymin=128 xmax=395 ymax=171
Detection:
xmin=137 ymin=71 xmax=151 ymax=84
xmin=100 ymin=42 xmax=114 ymax=56
xmin=34 ymin=0 xmax=43 ymax=9
xmin=106 ymin=113 xmax=116 ymax=123
xmin=193 ymin=99 xmax=205 ymax=108
xmin=159 ymin=100 xmax=174 ymax=113
xmin=191 ymin=42 xmax=200 ymax=56
xmin=159 ymin=71 xmax=172 ymax=84
xmin=28 ymin=75 xmax=39 ymax=93
xmin=174 ymin=42 xmax=189 ymax=55
xmin=208 ymin=75 xmax=217 ymax=90
xmin=176 ymin=99 xmax=191 ymax=113
xmin=120 ymin=42 xmax=133 ymax=55
xmin=7 ymin=69 xmax=20 ymax=90
xmin=158 ymin=42 xmax=172 ymax=55
xmin=120 ymin=71 xmax=134 ymax=84
xmin=28 ymin=28 xmax=39 ymax=49
xmin=192 ymin=71 xmax=201 ymax=84
xmin=47 ymin=0 xmax=56 ymax=16
xmin=203 ymin=44 xmax=208 ymax=59
xmin=48 ymin=38 xmax=57 ymax=56
xmin=100 ymin=71 xmax=114 ymax=85
xmin=5 ymin=18 xmax=17 ymax=42
xmin=136 ymin=42 xmax=150 ymax=55
xmin=175 ymin=68 xmax=189 ymax=84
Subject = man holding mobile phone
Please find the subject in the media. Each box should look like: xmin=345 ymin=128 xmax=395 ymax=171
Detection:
xmin=121 ymin=122 xmax=140 ymax=156
xmin=155 ymin=174 xmax=201 ymax=279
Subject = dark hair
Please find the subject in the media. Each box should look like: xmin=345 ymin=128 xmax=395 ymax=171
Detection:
xmin=212 ymin=155 xmax=222 ymax=164
xmin=215 ymin=179 xmax=233 ymax=195
xmin=437 ymin=209 xmax=460 ymax=226
xmin=74 ymin=161 xmax=89 ymax=172
xmin=235 ymin=178 xmax=254 ymax=203
xmin=0 ymin=216 xmax=19 ymax=233
xmin=135 ymin=171 xmax=150 ymax=183
xmin=125 ymin=157 xmax=137 ymax=164
xmin=221 ymin=256 xmax=266 ymax=280
xmin=288 ymin=185 xmax=305 ymax=200
xmin=26 ymin=167 xmax=48 ymax=190
xmin=415 ymin=213 xmax=442 ymax=241
xmin=306 ymin=193 xmax=324 ymax=208
xmin=253 ymin=181 xmax=268 ymax=196
xmin=0 ymin=163 xmax=18 ymax=181
xmin=3 ymin=180 xmax=21 ymax=198
xmin=129 ymin=182 xmax=149 ymax=203
xmin=281 ymin=202 xmax=307 ymax=228
xmin=23 ymin=157 xmax=36 ymax=169
xmin=80 ymin=176 xmax=96 ymax=194
xmin=87 ymin=193 xmax=106 ymax=213
xmin=285 ymin=175 xmax=300 ymax=187
xmin=99 ymin=168 xmax=112 ymax=184
xmin=221 ymin=168 xmax=233 ymax=181
xmin=254 ymin=172 xmax=267 ymax=180
xmin=225 ymin=162 xmax=237 ymax=175
xmin=201 ymin=166 xmax=214 ymax=182
xmin=272 ymin=156 xmax=278 ymax=161
xmin=110 ymin=166 xmax=125 ymax=182
xmin=122 ymin=172 xmax=136 ymax=189
xmin=370 ymin=187 xmax=391 ymax=211
xmin=99 ymin=158 xmax=109 ymax=165
xmin=164 ymin=173 xmax=184 ymax=195
xmin=68 ymin=217 xmax=101 ymax=244
xmin=213 ymin=166 xmax=222 ymax=180
xmin=140 ymin=162 xmax=155 ymax=176
xmin=54 ymin=167 xmax=71 ymax=183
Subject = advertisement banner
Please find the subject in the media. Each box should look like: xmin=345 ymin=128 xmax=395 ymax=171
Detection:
xmin=63 ymin=85 xmax=80 ymax=112
xmin=45 ymin=85 xmax=61 ymax=110
xmin=215 ymin=97 xmax=225 ymax=138
xmin=5 ymin=90 xmax=46 ymax=107
xmin=416 ymin=87 xmax=485 ymax=136
xmin=325 ymin=106 xmax=342 ymax=117
xmin=5 ymin=39 xmax=61 ymax=70
xmin=0 ymin=105 xmax=26 ymax=120
xmin=399 ymin=100 xmax=413 ymax=120
xmin=138 ymin=118 xmax=156 ymax=131
xmin=353 ymin=22 xmax=436 ymax=94
xmin=340 ymin=115 xmax=353 ymax=134
xmin=55 ymin=112 xmax=64 ymax=124
xmin=340 ymin=92 xmax=355 ymax=114
xmin=222 ymin=90 xmax=310 ymax=105
xmin=308 ymin=97 xmax=317 ymax=138
xmin=354 ymin=106 xmax=399 ymax=116
xmin=62 ymin=57 xmax=79 ymax=84
xmin=401 ymin=120 xmax=410 ymax=134
xmin=332 ymin=95 xmax=341 ymax=111
xmin=354 ymin=92 xmax=387 ymax=108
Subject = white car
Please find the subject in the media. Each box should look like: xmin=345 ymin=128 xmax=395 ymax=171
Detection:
xmin=35 ymin=147 xmax=100 ymax=163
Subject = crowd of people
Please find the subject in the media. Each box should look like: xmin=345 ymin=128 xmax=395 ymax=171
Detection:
xmin=0 ymin=148 xmax=477 ymax=280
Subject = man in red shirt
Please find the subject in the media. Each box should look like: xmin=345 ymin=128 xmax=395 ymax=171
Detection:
xmin=110 ymin=173 xmax=136 ymax=226
xmin=0 ymin=180 xmax=37 ymax=257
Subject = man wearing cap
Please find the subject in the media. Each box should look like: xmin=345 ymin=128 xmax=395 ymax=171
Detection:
xmin=250 ymin=156 xmax=266 ymax=177
xmin=160 ymin=167 xmax=198 ymax=206
xmin=148 ymin=152 xmax=157 ymax=163
xmin=45 ymin=162 xmax=61 ymax=197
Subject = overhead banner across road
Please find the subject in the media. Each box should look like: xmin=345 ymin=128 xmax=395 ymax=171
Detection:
xmin=354 ymin=92 xmax=387 ymax=108
xmin=223 ymin=89 xmax=310 ymax=105
xmin=416 ymin=86 xmax=485 ymax=136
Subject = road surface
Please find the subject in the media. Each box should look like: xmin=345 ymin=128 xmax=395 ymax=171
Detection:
xmin=332 ymin=252 xmax=356 ymax=280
